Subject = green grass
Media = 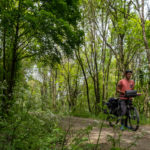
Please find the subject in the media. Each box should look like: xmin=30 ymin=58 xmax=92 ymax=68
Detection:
xmin=70 ymin=110 xmax=95 ymax=118
xmin=59 ymin=108 xmax=150 ymax=127
xmin=139 ymin=114 xmax=150 ymax=125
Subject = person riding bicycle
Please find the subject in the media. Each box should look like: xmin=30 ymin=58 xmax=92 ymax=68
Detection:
xmin=116 ymin=70 xmax=134 ymax=130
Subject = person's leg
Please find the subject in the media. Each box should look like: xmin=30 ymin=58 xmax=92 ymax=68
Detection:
xmin=120 ymin=100 xmax=127 ymax=129
xmin=125 ymin=100 xmax=132 ymax=128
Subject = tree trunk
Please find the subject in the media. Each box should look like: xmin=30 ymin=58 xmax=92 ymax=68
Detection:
xmin=51 ymin=69 xmax=57 ymax=109
xmin=105 ymin=50 xmax=112 ymax=100
xmin=41 ymin=71 xmax=48 ymax=110
xmin=4 ymin=0 xmax=21 ymax=114
xmin=2 ymin=26 xmax=7 ymax=115
xmin=75 ymin=49 xmax=91 ymax=112
xmin=3 ymin=28 xmax=6 ymax=82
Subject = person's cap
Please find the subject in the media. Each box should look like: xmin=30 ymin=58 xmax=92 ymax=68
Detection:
xmin=125 ymin=70 xmax=132 ymax=74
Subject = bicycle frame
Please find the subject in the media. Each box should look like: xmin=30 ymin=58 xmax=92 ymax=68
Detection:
xmin=106 ymin=90 xmax=140 ymax=131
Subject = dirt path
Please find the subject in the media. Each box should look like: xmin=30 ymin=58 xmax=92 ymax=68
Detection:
xmin=60 ymin=116 xmax=150 ymax=150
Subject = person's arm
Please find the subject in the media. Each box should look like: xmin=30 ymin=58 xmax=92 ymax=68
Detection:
xmin=116 ymin=80 xmax=124 ymax=95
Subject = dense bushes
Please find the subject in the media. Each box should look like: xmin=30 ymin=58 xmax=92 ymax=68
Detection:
xmin=0 ymin=109 xmax=64 ymax=150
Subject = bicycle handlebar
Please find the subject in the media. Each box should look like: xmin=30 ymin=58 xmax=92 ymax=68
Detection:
xmin=120 ymin=90 xmax=142 ymax=98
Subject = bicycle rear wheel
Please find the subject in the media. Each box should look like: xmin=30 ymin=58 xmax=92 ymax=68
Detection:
xmin=107 ymin=114 xmax=120 ymax=127
xmin=128 ymin=107 xmax=139 ymax=131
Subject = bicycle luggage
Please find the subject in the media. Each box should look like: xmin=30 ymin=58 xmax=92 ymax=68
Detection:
xmin=125 ymin=90 xmax=137 ymax=97
xmin=107 ymin=97 xmax=119 ymax=109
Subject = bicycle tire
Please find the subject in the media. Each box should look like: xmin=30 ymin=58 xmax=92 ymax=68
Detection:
xmin=128 ymin=107 xmax=139 ymax=131
xmin=107 ymin=114 xmax=120 ymax=127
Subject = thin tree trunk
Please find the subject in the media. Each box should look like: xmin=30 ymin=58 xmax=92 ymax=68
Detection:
xmin=136 ymin=0 xmax=150 ymax=70
xmin=2 ymin=27 xmax=7 ymax=115
xmin=3 ymin=28 xmax=6 ymax=82
xmin=105 ymin=50 xmax=112 ymax=100
xmin=51 ymin=69 xmax=57 ymax=109
xmin=101 ymin=7 xmax=106 ymax=104
xmin=75 ymin=49 xmax=91 ymax=112
xmin=41 ymin=71 xmax=48 ymax=110
xmin=136 ymin=0 xmax=150 ymax=106
xmin=94 ymin=48 xmax=101 ymax=112
xmin=40 ymin=84 xmax=44 ymax=110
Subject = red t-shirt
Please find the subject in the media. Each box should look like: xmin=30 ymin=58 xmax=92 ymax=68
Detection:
xmin=118 ymin=79 xmax=135 ymax=100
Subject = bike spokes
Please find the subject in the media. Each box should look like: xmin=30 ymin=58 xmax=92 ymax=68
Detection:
xmin=128 ymin=107 xmax=139 ymax=131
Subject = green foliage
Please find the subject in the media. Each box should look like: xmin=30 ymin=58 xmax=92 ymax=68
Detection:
xmin=34 ymin=0 xmax=83 ymax=63
xmin=71 ymin=110 xmax=94 ymax=118
xmin=139 ymin=114 xmax=150 ymax=125
xmin=146 ymin=20 xmax=150 ymax=47
xmin=107 ymin=133 xmax=122 ymax=150
xmin=0 ymin=76 xmax=64 ymax=150
xmin=1 ymin=0 xmax=150 ymax=149
xmin=110 ymin=148 xmax=122 ymax=150
xmin=0 ymin=108 xmax=64 ymax=150
xmin=0 ymin=0 xmax=83 ymax=112
xmin=67 ymin=126 xmax=93 ymax=150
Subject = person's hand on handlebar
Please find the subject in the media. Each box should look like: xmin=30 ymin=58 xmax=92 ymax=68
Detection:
xmin=137 ymin=93 xmax=142 ymax=96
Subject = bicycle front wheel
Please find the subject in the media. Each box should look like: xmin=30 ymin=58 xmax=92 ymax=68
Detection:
xmin=128 ymin=107 xmax=139 ymax=131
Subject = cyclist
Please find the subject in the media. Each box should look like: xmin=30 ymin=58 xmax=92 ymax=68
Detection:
xmin=116 ymin=70 xmax=134 ymax=130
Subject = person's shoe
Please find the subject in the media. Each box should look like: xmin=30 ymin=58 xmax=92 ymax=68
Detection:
xmin=120 ymin=125 xmax=124 ymax=131
xmin=125 ymin=126 xmax=131 ymax=130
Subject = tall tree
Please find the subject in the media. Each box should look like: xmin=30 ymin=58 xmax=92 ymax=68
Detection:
xmin=134 ymin=0 xmax=150 ymax=65
xmin=0 ymin=0 xmax=83 ymax=115
xmin=75 ymin=47 xmax=91 ymax=112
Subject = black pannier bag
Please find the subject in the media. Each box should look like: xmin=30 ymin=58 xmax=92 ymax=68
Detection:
xmin=125 ymin=90 xmax=137 ymax=97
xmin=107 ymin=97 xmax=119 ymax=109
xmin=104 ymin=97 xmax=120 ymax=116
